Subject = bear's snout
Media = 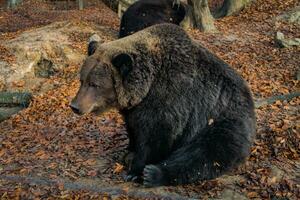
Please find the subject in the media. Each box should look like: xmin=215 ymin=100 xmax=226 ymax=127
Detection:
xmin=70 ymin=101 xmax=81 ymax=115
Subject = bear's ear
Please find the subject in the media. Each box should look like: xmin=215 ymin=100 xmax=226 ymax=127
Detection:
xmin=87 ymin=34 xmax=102 ymax=56
xmin=112 ymin=53 xmax=133 ymax=77
xmin=87 ymin=41 xmax=98 ymax=56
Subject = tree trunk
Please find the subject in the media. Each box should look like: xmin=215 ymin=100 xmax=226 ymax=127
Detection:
xmin=187 ymin=0 xmax=217 ymax=32
xmin=6 ymin=0 xmax=22 ymax=9
xmin=78 ymin=0 xmax=84 ymax=10
xmin=215 ymin=0 xmax=252 ymax=18
xmin=180 ymin=3 xmax=196 ymax=30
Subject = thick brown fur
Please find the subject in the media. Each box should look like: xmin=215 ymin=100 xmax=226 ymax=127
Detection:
xmin=71 ymin=23 xmax=256 ymax=187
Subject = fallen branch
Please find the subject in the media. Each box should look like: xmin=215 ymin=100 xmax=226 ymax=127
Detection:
xmin=0 ymin=175 xmax=194 ymax=200
xmin=0 ymin=92 xmax=32 ymax=107
xmin=0 ymin=106 xmax=24 ymax=122
xmin=255 ymin=91 xmax=300 ymax=108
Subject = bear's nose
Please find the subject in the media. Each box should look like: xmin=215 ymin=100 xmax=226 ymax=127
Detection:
xmin=70 ymin=103 xmax=81 ymax=115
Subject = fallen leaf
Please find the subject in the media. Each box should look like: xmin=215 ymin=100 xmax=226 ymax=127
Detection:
xmin=113 ymin=163 xmax=124 ymax=174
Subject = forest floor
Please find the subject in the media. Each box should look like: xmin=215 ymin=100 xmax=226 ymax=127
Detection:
xmin=0 ymin=0 xmax=299 ymax=199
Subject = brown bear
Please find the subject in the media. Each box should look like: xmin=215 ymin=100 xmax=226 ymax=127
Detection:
xmin=71 ymin=23 xmax=256 ymax=187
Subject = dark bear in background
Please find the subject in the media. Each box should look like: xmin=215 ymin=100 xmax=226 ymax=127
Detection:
xmin=71 ymin=24 xmax=256 ymax=187
xmin=119 ymin=0 xmax=185 ymax=38
xmin=87 ymin=0 xmax=185 ymax=56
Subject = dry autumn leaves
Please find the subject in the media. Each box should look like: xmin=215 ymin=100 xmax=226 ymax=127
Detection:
xmin=0 ymin=0 xmax=299 ymax=199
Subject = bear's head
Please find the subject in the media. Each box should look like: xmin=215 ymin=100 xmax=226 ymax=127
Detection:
xmin=70 ymin=23 xmax=192 ymax=115
xmin=70 ymin=34 xmax=162 ymax=115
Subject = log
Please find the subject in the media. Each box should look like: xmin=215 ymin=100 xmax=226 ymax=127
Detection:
xmin=0 ymin=92 xmax=32 ymax=107
xmin=0 ymin=106 xmax=23 ymax=122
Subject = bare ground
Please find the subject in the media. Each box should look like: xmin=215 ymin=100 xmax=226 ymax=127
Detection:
xmin=0 ymin=0 xmax=299 ymax=199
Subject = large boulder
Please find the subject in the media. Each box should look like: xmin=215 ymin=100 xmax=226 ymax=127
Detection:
xmin=275 ymin=31 xmax=300 ymax=48
xmin=274 ymin=7 xmax=300 ymax=48
xmin=0 ymin=21 xmax=116 ymax=122
xmin=0 ymin=21 xmax=117 ymax=93
xmin=277 ymin=6 xmax=300 ymax=24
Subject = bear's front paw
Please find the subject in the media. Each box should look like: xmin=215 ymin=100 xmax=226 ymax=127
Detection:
xmin=143 ymin=165 xmax=166 ymax=187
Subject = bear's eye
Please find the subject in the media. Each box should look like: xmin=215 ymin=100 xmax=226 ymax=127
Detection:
xmin=88 ymin=82 xmax=99 ymax=87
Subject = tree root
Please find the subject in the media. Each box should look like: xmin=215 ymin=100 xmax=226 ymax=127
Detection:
xmin=0 ymin=175 xmax=193 ymax=200
xmin=255 ymin=91 xmax=300 ymax=108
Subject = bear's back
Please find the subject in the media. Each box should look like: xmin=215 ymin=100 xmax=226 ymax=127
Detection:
xmin=119 ymin=0 xmax=185 ymax=38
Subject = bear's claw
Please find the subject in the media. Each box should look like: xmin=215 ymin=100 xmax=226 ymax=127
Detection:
xmin=143 ymin=165 xmax=164 ymax=187
xmin=125 ymin=174 xmax=139 ymax=182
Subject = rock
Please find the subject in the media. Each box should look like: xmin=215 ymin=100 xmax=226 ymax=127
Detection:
xmin=277 ymin=6 xmax=300 ymax=24
xmin=275 ymin=32 xmax=300 ymax=48
xmin=0 ymin=61 xmax=14 ymax=90
xmin=3 ymin=21 xmax=86 ymax=84
xmin=34 ymin=58 xmax=55 ymax=78
xmin=0 ymin=21 xmax=117 ymax=94
xmin=0 ymin=21 xmax=117 ymax=122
